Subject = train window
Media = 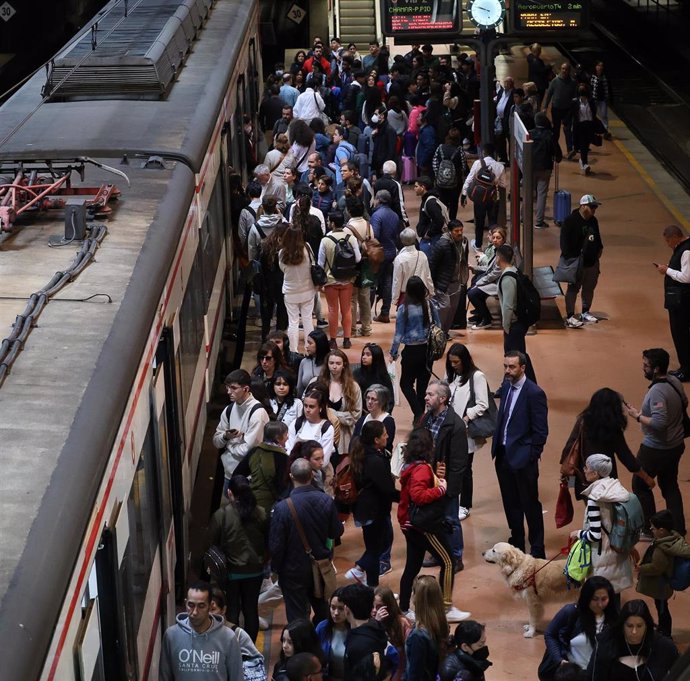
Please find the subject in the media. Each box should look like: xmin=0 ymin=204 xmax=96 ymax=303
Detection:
xmin=178 ymin=246 xmax=205 ymax=412
xmin=248 ymin=38 xmax=259 ymax=116
xmin=119 ymin=425 xmax=161 ymax=679
xmin=200 ymin=174 xmax=224 ymax=305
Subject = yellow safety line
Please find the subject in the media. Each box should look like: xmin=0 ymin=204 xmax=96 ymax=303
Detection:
xmin=612 ymin=136 xmax=690 ymax=231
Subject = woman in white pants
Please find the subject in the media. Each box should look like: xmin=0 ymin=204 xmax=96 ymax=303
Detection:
xmin=279 ymin=225 xmax=317 ymax=353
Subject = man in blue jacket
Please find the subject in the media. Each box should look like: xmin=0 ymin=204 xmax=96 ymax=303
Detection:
xmin=269 ymin=458 xmax=343 ymax=623
xmin=370 ymin=189 xmax=401 ymax=323
xmin=492 ymin=350 xmax=549 ymax=558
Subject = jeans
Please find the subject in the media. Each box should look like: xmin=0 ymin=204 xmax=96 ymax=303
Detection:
xmin=472 ymin=199 xmax=499 ymax=248
xmin=324 ymin=282 xmax=353 ymax=340
xmin=279 ymin=573 xmax=329 ymax=625
xmin=655 ymin=598 xmax=672 ymax=637
xmin=565 ymin=260 xmax=600 ymax=317
xmin=285 ymin=296 xmax=315 ymax=354
xmin=400 ymin=343 xmax=431 ymax=421
xmin=419 ymin=234 xmax=441 ymax=257
xmin=351 ymin=285 xmax=372 ymax=334
xmin=356 ymin=516 xmax=388 ymax=586
xmin=461 ymin=450 xmax=475 ymax=508
xmin=444 ymin=495 xmax=464 ymax=560
xmin=435 ymin=282 xmax=465 ymax=334
xmin=533 ymin=169 xmax=552 ymax=224
xmin=668 ymin=304 xmax=690 ymax=373
xmin=377 ymin=259 xmax=394 ymax=315
xmin=379 ymin=515 xmax=394 ymax=565
xmin=399 ymin=529 xmax=454 ymax=611
xmin=226 ymin=575 xmax=263 ymax=641
xmin=633 ymin=442 xmax=686 ymax=535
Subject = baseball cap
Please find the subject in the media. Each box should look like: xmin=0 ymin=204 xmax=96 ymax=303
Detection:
xmin=579 ymin=194 xmax=601 ymax=207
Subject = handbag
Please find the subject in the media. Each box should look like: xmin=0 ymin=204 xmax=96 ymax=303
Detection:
xmin=408 ymin=464 xmax=447 ymax=533
xmin=555 ymin=478 xmax=574 ymax=528
xmin=242 ymin=657 xmax=268 ymax=681
xmin=553 ymin=254 xmax=583 ymax=284
xmin=361 ymin=222 xmax=385 ymax=272
xmin=306 ymin=244 xmax=327 ymax=286
xmin=560 ymin=417 xmax=585 ymax=479
xmin=465 ymin=371 xmax=498 ymax=439
xmin=286 ymin=498 xmax=337 ymax=599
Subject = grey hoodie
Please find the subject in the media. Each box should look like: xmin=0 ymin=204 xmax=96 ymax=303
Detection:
xmin=248 ymin=213 xmax=285 ymax=262
xmin=160 ymin=613 xmax=243 ymax=681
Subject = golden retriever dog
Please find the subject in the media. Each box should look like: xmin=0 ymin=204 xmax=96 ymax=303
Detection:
xmin=483 ymin=542 xmax=575 ymax=637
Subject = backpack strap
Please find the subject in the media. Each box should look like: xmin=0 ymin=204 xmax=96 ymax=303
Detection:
xmin=253 ymin=223 xmax=267 ymax=241
xmin=498 ymin=269 xmax=518 ymax=294
xmin=321 ymin=419 xmax=331 ymax=435
xmin=245 ymin=206 xmax=257 ymax=219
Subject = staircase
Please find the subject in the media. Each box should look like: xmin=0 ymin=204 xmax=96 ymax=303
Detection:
xmin=337 ymin=0 xmax=377 ymax=46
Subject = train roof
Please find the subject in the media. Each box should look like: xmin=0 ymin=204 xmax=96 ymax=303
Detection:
xmin=0 ymin=0 xmax=256 ymax=678
xmin=0 ymin=0 xmax=254 ymax=172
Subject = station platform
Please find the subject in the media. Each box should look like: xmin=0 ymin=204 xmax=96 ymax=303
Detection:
xmin=191 ymin=105 xmax=690 ymax=677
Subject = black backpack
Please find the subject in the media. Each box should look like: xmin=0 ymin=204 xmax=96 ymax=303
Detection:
xmin=467 ymin=158 xmax=497 ymax=204
xmin=326 ymin=234 xmax=358 ymax=280
xmin=499 ymin=270 xmax=541 ymax=327
xmin=436 ymin=147 xmax=459 ymax=189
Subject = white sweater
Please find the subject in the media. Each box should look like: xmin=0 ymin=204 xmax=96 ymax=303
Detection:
xmin=279 ymin=247 xmax=316 ymax=302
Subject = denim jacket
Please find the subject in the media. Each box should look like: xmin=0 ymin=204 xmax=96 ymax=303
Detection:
xmin=390 ymin=301 xmax=439 ymax=358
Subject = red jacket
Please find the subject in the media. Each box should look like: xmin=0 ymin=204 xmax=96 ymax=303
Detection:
xmin=303 ymin=55 xmax=331 ymax=76
xmin=397 ymin=461 xmax=445 ymax=529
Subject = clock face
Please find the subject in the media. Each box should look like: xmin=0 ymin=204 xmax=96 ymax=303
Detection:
xmin=468 ymin=0 xmax=505 ymax=29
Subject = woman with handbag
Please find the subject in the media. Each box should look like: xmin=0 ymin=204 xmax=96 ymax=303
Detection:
xmin=397 ymin=428 xmax=470 ymax=623
xmin=344 ymin=421 xmax=399 ymax=587
xmin=538 ymin=576 xmax=617 ymax=680
xmin=560 ymin=387 xmax=655 ymax=500
xmin=279 ymin=225 xmax=317 ymax=353
xmin=388 ymin=276 xmax=440 ymax=422
xmin=445 ymin=343 xmax=493 ymax=521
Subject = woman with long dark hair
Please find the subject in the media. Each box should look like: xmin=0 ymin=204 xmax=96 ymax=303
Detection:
xmin=344 ymin=421 xmax=399 ymax=587
xmin=267 ymin=329 xmax=303 ymax=375
xmin=272 ymin=618 xmax=323 ymax=681
xmin=560 ymin=387 xmax=654 ymax=499
xmin=286 ymin=388 xmax=336 ymax=466
xmin=252 ymin=340 xmax=288 ymax=394
xmin=586 ymin=600 xmax=678 ymax=681
xmin=286 ymin=119 xmax=316 ymax=174
xmin=290 ymin=50 xmax=308 ymax=76
xmin=206 ymin=475 xmax=267 ymax=641
xmin=540 ymin=576 xmax=618 ymax=679
xmin=269 ymin=369 xmax=303 ymax=427
xmin=315 ymin=588 xmax=350 ymax=681
xmin=353 ymin=342 xmax=394 ymax=413
xmin=445 ymin=343 xmax=490 ymax=520
xmin=288 ymin=439 xmax=329 ymax=492
xmin=397 ymin=428 xmax=469 ymax=623
xmin=318 ymin=350 xmax=362 ymax=453
xmin=279 ymin=225 xmax=317 ymax=353
xmin=297 ymin=329 xmax=330 ymax=396
xmin=388 ymin=275 xmax=439 ymax=421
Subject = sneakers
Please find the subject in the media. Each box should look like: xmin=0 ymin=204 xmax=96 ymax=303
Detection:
xmin=329 ymin=338 xmax=338 ymax=349
xmin=342 ymin=338 xmax=352 ymax=349
xmin=458 ymin=506 xmax=470 ymax=521
xmin=471 ymin=320 xmax=492 ymax=330
xmin=445 ymin=607 xmax=471 ymax=623
xmin=374 ymin=314 xmax=390 ymax=323
xmin=581 ymin=311 xmax=598 ymax=323
xmin=454 ymin=559 xmax=464 ymax=573
xmin=422 ymin=554 xmax=440 ymax=568
xmin=565 ymin=316 xmax=584 ymax=329
xmin=258 ymin=616 xmax=269 ymax=631
xmin=316 ymin=319 xmax=328 ymax=328
xmin=403 ymin=609 xmax=416 ymax=622
xmin=567 ymin=149 xmax=577 ymax=160
xmin=345 ymin=565 xmax=367 ymax=585
xmin=535 ymin=221 xmax=549 ymax=229
xmin=379 ymin=562 xmax=392 ymax=576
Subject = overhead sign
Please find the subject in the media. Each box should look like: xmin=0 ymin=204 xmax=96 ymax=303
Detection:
xmin=511 ymin=0 xmax=588 ymax=31
xmin=0 ymin=2 xmax=16 ymax=22
xmin=381 ymin=0 xmax=461 ymax=37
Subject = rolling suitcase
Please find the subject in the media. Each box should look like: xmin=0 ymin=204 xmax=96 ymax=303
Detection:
xmin=553 ymin=164 xmax=571 ymax=225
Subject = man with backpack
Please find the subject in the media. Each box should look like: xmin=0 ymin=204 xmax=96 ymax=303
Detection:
xmin=461 ymin=143 xmax=507 ymax=250
xmin=496 ymin=244 xmax=538 ymax=383
xmin=415 ymin=176 xmax=449 ymax=257
xmin=432 ymin=127 xmax=468 ymax=221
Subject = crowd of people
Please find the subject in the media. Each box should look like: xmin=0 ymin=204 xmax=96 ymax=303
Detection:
xmin=159 ymin=36 xmax=690 ymax=681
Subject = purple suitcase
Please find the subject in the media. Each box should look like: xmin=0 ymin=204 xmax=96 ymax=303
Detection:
xmin=553 ymin=164 xmax=571 ymax=225
xmin=401 ymin=156 xmax=417 ymax=184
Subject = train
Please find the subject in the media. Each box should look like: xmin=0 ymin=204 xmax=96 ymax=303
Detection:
xmin=0 ymin=0 xmax=260 ymax=679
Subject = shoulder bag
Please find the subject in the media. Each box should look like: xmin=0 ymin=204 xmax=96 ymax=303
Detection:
xmin=306 ymin=244 xmax=327 ymax=287
xmin=560 ymin=417 xmax=585 ymax=479
xmin=664 ymin=380 xmax=690 ymax=438
xmin=286 ymin=497 xmax=337 ymax=599
xmin=465 ymin=371 xmax=498 ymax=439
xmin=553 ymin=253 xmax=583 ymax=284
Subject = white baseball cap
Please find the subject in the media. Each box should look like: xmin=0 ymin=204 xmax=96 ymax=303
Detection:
xmin=579 ymin=194 xmax=601 ymax=207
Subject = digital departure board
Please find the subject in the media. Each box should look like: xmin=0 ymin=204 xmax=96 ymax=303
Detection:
xmin=381 ymin=0 xmax=461 ymax=37
xmin=511 ymin=0 xmax=588 ymax=31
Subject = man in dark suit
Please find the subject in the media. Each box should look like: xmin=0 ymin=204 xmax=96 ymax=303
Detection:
xmin=492 ymin=350 xmax=549 ymax=558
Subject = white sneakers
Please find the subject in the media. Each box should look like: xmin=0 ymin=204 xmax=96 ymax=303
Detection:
xmin=581 ymin=311 xmax=598 ymax=323
xmin=258 ymin=617 xmax=269 ymax=630
xmin=446 ymin=607 xmax=472 ymax=622
xmin=458 ymin=506 xmax=470 ymax=521
xmin=565 ymin=316 xmax=584 ymax=329
xmin=345 ymin=565 xmax=368 ymax=585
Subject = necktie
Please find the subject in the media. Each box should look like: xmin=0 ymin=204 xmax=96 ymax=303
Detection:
xmin=500 ymin=385 xmax=516 ymax=443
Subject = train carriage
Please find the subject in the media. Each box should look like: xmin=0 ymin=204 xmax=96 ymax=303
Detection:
xmin=0 ymin=0 xmax=260 ymax=679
